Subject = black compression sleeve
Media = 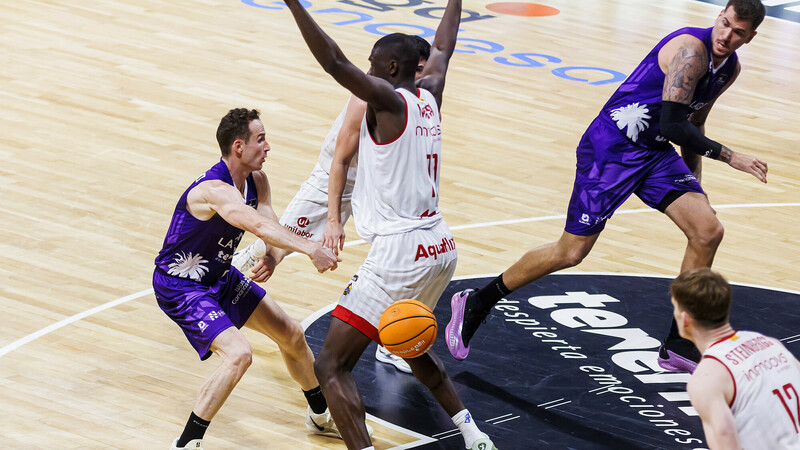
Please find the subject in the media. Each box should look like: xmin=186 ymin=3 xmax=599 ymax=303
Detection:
xmin=660 ymin=101 xmax=722 ymax=159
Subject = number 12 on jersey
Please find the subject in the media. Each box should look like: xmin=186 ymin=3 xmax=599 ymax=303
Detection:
xmin=773 ymin=382 xmax=800 ymax=433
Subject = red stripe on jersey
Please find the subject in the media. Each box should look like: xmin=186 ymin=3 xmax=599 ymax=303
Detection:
xmin=709 ymin=331 xmax=738 ymax=349
xmin=368 ymin=91 xmax=409 ymax=146
xmin=704 ymin=355 xmax=737 ymax=407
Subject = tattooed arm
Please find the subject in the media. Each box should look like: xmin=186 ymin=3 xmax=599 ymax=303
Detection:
xmin=658 ymin=37 xmax=767 ymax=183
xmin=660 ymin=35 xmax=708 ymax=104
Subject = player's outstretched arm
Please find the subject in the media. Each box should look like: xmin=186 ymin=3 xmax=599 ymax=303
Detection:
xmin=416 ymin=0 xmax=462 ymax=107
xmin=659 ymin=40 xmax=767 ymax=183
xmin=283 ymin=0 xmax=401 ymax=112
xmin=188 ymin=180 xmax=340 ymax=273
xmin=323 ymin=95 xmax=364 ymax=254
xmin=687 ymin=359 xmax=741 ymax=449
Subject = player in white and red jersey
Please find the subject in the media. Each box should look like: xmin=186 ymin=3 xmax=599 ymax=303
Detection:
xmin=671 ymin=268 xmax=800 ymax=449
xmin=283 ymin=0 xmax=497 ymax=447
xmin=231 ymin=39 xmax=431 ymax=375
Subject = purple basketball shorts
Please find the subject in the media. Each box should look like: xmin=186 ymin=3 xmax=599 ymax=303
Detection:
xmin=565 ymin=115 xmax=704 ymax=236
xmin=153 ymin=267 xmax=265 ymax=360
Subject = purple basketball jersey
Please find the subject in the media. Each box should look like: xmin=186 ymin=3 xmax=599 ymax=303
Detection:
xmin=155 ymin=159 xmax=259 ymax=284
xmin=601 ymin=27 xmax=738 ymax=150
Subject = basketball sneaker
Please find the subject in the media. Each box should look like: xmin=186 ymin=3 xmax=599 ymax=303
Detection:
xmin=446 ymin=289 xmax=475 ymax=361
xmin=469 ymin=433 xmax=498 ymax=450
xmin=170 ymin=438 xmax=203 ymax=450
xmin=231 ymin=242 xmax=259 ymax=272
xmin=657 ymin=342 xmax=700 ymax=374
xmin=375 ymin=345 xmax=412 ymax=374
xmin=305 ymin=407 xmax=374 ymax=438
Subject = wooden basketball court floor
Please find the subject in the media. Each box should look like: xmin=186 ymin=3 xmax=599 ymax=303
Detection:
xmin=1 ymin=0 xmax=798 ymax=448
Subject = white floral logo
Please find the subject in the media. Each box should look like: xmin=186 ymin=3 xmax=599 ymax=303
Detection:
xmin=610 ymin=102 xmax=651 ymax=142
xmin=168 ymin=251 xmax=209 ymax=281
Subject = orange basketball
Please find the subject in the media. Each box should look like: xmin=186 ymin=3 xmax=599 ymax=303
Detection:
xmin=378 ymin=299 xmax=438 ymax=358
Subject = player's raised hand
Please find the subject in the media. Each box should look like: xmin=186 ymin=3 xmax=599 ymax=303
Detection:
xmin=309 ymin=243 xmax=341 ymax=273
xmin=728 ymin=151 xmax=768 ymax=183
xmin=322 ymin=220 xmax=346 ymax=255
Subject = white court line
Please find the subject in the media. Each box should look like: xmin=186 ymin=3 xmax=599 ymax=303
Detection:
xmin=2 ymin=201 xmax=799 ymax=359
xmin=492 ymin=415 xmax=521 ymax=425
xmin=0 ymin=289 xmax=154 ymax=358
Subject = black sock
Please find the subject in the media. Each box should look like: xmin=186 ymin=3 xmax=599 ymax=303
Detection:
xmin=667 ymin=318 xmax=682 ymax=341
xmin=474 ymin=274 xmax=513 ymax=312
xmin=177 ymin=411 xmax=210 ymax=447
xmin=303 ymin=386 xmax=328 ymax=415
xmin=462 ymin=274 xmax=513 ymax=346
xmin=663 ymin=318 xmax=701 ymax=362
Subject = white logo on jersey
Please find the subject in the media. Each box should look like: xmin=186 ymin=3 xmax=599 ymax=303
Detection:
xmin=610 ymin=102 xmax=651 ymax=142
xmin=168 ymin=251 xmax=210 ymax=281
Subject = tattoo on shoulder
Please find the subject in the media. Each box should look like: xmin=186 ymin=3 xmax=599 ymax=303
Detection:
xmin=664 ymin=45 xmax=706 ymax=104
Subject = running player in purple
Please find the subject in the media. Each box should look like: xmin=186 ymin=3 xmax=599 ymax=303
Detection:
xmin=446 ymin=0 xmax=768 ymax=374
xmin=154 ymin=108 xmax=344 ymax=450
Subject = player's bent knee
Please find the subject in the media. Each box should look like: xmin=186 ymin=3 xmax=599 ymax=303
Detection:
xmin=559 ymin=245 xmax=590 ymax=268
xmin=226 ymin=347 xmax=253 ymax=376
xmin=693 ymin=220 xmax=724 ymax=249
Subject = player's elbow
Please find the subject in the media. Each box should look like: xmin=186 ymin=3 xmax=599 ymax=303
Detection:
xmin=660 ymin=116 xmax=690 ymax=147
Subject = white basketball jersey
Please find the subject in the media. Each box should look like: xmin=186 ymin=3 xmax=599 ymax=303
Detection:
xmin=703 ymin=330 xmax=800 ymax=449
xmin=309 ymin=101 xmax=358 ymax=191
xmin=352 ymin=88 xmax=443 ymax=241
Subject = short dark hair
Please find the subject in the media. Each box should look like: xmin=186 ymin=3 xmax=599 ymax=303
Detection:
xmin=372 ymin=33 xmax=419 ymax=79
xmin=412 ymin=35 xmax=431 ymax=61
xmin=726 ymin=0 xmax=766 ymax=30
xmin=216 ymin=108 xmax=260 ymax=156
xmin=671 ymin=268 xmax=732 ymax=328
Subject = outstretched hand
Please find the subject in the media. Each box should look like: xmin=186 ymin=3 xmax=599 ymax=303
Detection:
xmin=322 ymin=221 xmax=346 ymax=255
xmin=729 ymin=151 xmax=768 ymax=183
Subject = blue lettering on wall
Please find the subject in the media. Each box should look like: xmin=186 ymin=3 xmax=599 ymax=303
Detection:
xmin=242 ymin=0 xmax=626 ymax=86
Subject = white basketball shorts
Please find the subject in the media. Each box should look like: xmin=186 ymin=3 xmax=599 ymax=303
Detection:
xmin=279 ymin=167 xmax=353 ymax=242
xmin=333 ymin=220 xmax=457 ymax=343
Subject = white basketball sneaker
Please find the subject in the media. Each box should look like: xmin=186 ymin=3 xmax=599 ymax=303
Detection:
xmin=305 ymin=407 xmax=374 ymax=438
xmin=375 ymin=346 xmax=412 ymax=374
xmin=469 ymin=433 xmax=498 ymax=450
xmin=170 ymin=438 xmax=203 ymax=450
xmin=231 ymin=242 xmax=258 ymax=272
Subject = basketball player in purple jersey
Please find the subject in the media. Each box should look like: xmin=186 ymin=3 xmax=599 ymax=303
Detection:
xmin=283 ymin=0 xmax=497 ymax=448
xmin=447 ymin=0 xmax=768 ymax=374
xmin=672 ymin=268 xmax=800 ymax=448
xmin=153 ymin=109 xmax=345 ymax=449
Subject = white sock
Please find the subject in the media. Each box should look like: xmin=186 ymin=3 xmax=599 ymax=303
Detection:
xmin=452 ymin=409 xmax=483 ymax=447
xmin=251 ymin=239 xmax=267 ymax=258
xmin=361 ymin=447 xmax=375 ymax=450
